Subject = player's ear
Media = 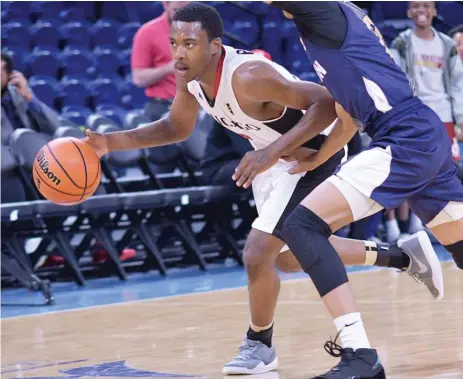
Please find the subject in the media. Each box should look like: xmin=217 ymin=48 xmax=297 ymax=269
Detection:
xmin=407 ymin=9 xmax=412 ymax=19
xmin=211 ymin=38 xmax=221 ymax=55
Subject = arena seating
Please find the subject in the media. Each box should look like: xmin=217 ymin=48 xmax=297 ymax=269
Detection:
xmin=1 ymin=1 xmax=462 ymax=291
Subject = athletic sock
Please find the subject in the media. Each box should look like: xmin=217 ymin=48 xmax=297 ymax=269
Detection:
xmin=247 ymin=321 xmax=274 ymax=348
xmin=333 ymin=312 xmax=371 ymax=351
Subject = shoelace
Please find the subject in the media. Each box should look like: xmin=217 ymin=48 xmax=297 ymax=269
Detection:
xmin=324 ymin=329 xmax=344 ymax=358
xmin=323 ymin=330 xmax=371 ymax=371
xmin=235 ymin=342 xmax=262 ymax=361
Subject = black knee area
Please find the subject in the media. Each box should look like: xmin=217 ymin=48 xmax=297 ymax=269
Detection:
xmin=282 ymin=205 xmax=349 ymax=297
xmin=446 ymin=240 xmax=463 ymax=270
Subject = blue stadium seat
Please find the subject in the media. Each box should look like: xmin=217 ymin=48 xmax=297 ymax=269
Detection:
xmin=240 ymin=1 xmax=269 ymax=16
xmin=285 ymin=43 xmax=307 ymax=73
xmin=370 ymin=2 xmax=409 ymax=23
xmin=60 ymin=22 xmax=92 ymax=50
xmin=377 ymin=20 xmax=413 ymax=46
xmin=30 ymin=75 xmax=59 ymax=89
xmin=1 ymin=10 xmax=8 ymax=25
xmin=1 ymin=48 xmax=27 ymax=73
xmin=91 ymin=19 xmax=119 ymax=48
xmin=97 ymin=74 xmax=124 ymax=90
xmin=118 ymin=22 xmax=141 ymax=49
xmin=264 ymin=6 xmax=285 ymax=22
xmin=29 ymin=50 xmax=58 ymax=77
xmin=86 ymin=113 xmax=118 ymax=130
xmin=118 ymin=49 xmax=132 ymax=76
xmin=232 ymin=21 xmax=260 ymax=47
xmin=61 ymin=105 xmax=92 ymax=126
xmin=59 ymin=49 xmax=94 ymax=78
xmin=89 ymin=78 xmax=121 ymax=107
xmin=2 ymin=1 xmax=31 ymax=22
xmin=30 ymin=21 xmax=60 ymax=49
xmin=93 ymin=48 xmax=120 ymax=76
xmin=3 ymin=22 xmax=30 ymax=50
xmin=59 ymin=3 xmax=95 ymax=23
xmin=215 ymin=2 xmax=246 ymax=22
xmin=124 ymin=109 xmax=150 ymax=130
xmin=262 ymin=21 xmax=284 ymax=65
xmin=438 ymin=2 xmax=463 ymax=29
xmin=101 ymin=2 xmax=132 ymax=23
xmin=120 ymin=81 xmax=146 ymax=109
xmin=60 ymin=79 xmax=89 ymax=107
xmin=29 ymin=76 xmax=58 ymax=108
xmin=96 ymin=104 xmax=127 ymax=127
xmin=130 ymin=2 xmax=164 ymax=24
xmin=31 ymin=1 xmax=64 ymax=21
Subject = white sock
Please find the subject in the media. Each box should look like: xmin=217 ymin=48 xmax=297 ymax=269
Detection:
xmin=386 ymin=220 xmax=400 ymax=243
xmin=409 ymin=213 xmax=424 ymax=234
xmin=334 ymin=312 xmax=371 ymax=351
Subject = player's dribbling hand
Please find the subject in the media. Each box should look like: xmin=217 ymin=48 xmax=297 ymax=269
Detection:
xmin=232 ymin=148 xmax=279 ymax=189
xmin=83 ymin=129 xmax=109 ymax=158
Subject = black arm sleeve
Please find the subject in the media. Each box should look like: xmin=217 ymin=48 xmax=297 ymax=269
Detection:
xmin=272 ymin=1 xmax=347 ymax=49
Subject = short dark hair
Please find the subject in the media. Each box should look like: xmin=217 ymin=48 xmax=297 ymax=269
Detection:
xmin=449 ymin=25 xmax=463 ymax=38
xmin=172 ymin=2 xmax=223 ymax=41
xmin=408 ymin=1 xmax=436 ymax=8
xmin=1 ymin=51 xmax=14 ymax=74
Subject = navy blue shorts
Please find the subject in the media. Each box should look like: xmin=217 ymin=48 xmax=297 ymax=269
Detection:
xmin=334 ymin=98 xmax=463 ymax=224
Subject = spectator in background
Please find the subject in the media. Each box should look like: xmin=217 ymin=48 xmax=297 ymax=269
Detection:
xmin=1 ymin=52 xmax=58 ymax=146
xmin=131 ymin=2 xmax=189 ymax=122
xmin=389 ymin=2 xmax=463 ymax=241
xmin=449 ymin=25 xmax=463 ymax=61
xmin=390 ymin=1 xmax=463 ymax=163
xmin=449 ymin=24 xmax=463 ymax=142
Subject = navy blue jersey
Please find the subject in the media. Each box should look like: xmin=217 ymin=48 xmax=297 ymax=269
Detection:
xmin=276 ymin=2 xmax=415 ymax=136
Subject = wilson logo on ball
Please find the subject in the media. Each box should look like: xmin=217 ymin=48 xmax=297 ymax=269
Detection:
xmin=36 ymin=150 xmax=62 ymax=186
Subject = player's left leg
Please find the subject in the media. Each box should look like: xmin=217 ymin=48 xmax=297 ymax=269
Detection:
xmin=280 ymin=146 xmax=445 ymax=379
xmin=282 ymin=178 xmax=387 ymax=379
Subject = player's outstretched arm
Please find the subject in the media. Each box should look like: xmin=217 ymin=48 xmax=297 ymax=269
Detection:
xmin=84 ymin=83 xmax=200 ymax=157
xmin=289 ymin=102 xmax=358 ymax=175
xmin=235 ymin=61 xmax=337 ymax=159
xmin=231 ymin=61 xmax=337 ymax=188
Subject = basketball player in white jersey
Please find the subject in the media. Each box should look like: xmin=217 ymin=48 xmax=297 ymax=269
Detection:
xmin=85 ymin=3 xmax=443 ymax=375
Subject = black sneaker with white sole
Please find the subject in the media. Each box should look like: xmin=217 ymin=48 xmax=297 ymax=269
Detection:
xmin=312 ymin=337 xmax=386 ymax=379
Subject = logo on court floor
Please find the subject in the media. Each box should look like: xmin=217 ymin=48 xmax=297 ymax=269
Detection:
xmin=2 ymin=360 xmax=199 ymax=379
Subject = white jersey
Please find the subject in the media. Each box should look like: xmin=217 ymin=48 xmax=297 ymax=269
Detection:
xmin=187 ymin=46 xmax=331 ymax=151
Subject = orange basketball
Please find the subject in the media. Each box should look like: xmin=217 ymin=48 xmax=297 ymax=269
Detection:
xmin=33 ymin=137 xmax=101 ymax=205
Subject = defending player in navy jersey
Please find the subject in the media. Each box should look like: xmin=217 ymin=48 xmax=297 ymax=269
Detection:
xmin=84 ymin=3 xmax=450 ymax=377
xmin=262 ymin=2 xmax=463 ymax=378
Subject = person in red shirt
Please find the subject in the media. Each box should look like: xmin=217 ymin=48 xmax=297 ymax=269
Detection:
xmin=131 ymin=2 xmax=189 ymax=121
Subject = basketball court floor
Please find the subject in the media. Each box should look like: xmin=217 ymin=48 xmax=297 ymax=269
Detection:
xmin=2 ymin=248 xmax=462 ymax=379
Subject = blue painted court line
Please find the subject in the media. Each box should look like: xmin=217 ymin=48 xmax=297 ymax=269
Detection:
xmin=1 ymin=245 xmax=452 ymax=319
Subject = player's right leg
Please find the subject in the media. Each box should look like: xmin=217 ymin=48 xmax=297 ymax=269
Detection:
xmin=429 ymin=215 xmax=463 ymax=269
xmin=222 ymin=228 xmax=283 ymax=375
xmin=408 ymin=172 xmax=463 ymax=272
